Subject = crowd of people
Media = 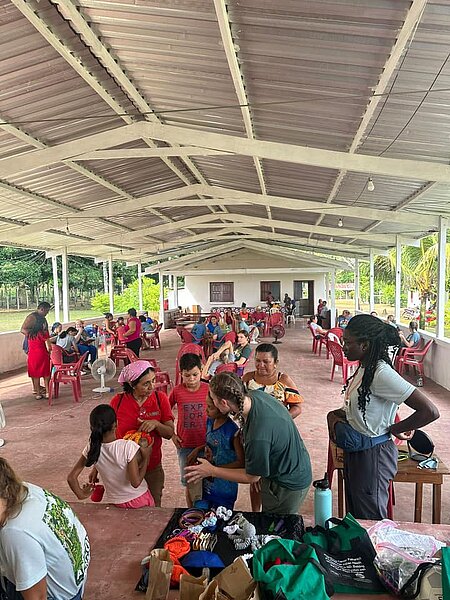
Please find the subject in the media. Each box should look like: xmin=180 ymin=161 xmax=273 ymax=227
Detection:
xmin=0 ymin=300 xmax=440 ymax=598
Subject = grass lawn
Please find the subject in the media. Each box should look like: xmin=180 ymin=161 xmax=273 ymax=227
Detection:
xmin=0 ymin=309 xmax=104 ymax=333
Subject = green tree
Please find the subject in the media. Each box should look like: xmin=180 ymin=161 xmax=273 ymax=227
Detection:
xmin=91 ymin=277 xmax=165 ymax=313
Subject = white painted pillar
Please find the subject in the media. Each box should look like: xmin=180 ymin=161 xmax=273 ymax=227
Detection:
xmin=436 ymin=217 xmax=448 ymax=339
xmin=330 ymin=269 xmax=336 ymax=327
xmin=138 ymin=262 xmax=143 ymax=312
xmin=325 ymin=273 xmax=330 ymax=306
xmin=61 ymin=247 xmax=70 ymax=323
xmin=354 ymin=259 xmax=360 ymax=314
xmin=51 ymin=255 xmax=60 ymax=322
xmin=369 ymin=249 xmax=375 ymax=313
xmin=173 ymin=275 xmax=179 ymax=308
xmin=159 ymin=271 xmax=165 ymax=329
xmin=103 ymin=261 xmax=109 ymax=294
xmin=108 ymin=256 xmax=114 ymax=314
xmin=395 ymin=236 xmax=402 ymax=323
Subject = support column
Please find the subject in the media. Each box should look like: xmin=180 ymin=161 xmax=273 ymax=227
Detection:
xmin=330 ymin=270 xmax=336 ymax=327
xmin=354 ymin=259 xmax=360 ymax=314
xmin=173 ymin=275 xmax=179 ymax=308
xmin=395 ymin=236 xmax=402 ymax=323
xmin=436 ymin=217 xmax=448 ymax=339
xmin=61 ymin=247 xmax=70 ymax=323
xmin=108 ymin=256 xmax=114 ymax=314
xmin=103 ymin=261 xmax=109 ymax=294
xmin=159 ymin=271 xmax=165 ymax=329
xmin=325 ymin=273 xmax=330 ymax=306
xmin=369 ymin=249 xmax=375 ymax=313
xmin=138 ymin=262 xmax=143 ymax=312
xmin=51 ymin=255 xmax=60 ymax=323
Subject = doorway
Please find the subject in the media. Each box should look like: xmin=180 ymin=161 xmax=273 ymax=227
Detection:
xmin=294 ymin=280 xmax=314 ymax=316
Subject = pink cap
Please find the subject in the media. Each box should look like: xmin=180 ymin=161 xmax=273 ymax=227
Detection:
xmin=118 ymin=360 xmax=152 ymax=384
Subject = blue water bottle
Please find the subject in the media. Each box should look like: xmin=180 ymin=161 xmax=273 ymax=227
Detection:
xmin=313 ymin=473 xmax=332 ymax=527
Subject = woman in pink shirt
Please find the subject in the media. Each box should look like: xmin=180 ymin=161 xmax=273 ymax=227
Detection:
xmin=122 ymin=307 xmax=142 ymax=356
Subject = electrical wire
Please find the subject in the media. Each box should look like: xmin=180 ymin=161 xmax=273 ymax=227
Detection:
xmin=1 ymin=86 xmax=450 ymax=125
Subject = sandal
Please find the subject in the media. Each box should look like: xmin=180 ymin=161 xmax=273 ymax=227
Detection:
xmin=35 ymin=394 xmax=43 ymax=400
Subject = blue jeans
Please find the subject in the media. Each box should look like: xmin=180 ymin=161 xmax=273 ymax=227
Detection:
xmin=78 ymin=344 xmax=97 ymax=363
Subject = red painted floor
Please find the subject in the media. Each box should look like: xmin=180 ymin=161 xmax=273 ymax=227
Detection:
xmin=1 ymin=323 xmax=449 ymax=598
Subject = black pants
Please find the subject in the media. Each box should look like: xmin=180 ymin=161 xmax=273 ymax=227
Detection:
xmin=126 ymin=337 xmax=142 ymax=357
xmin=344 ymin=439 xmax=397 ymax=520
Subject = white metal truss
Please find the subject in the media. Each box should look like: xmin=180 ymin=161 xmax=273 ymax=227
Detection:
xmin=314 ymin=0 xmax=428 ymax=230
xmin=48 ymin=0 xmax=227 ymax=215
xmin=213 ymin=0 xmax=273 ymax=231
xmin=73 ymin=149 xmax=230 ymax=160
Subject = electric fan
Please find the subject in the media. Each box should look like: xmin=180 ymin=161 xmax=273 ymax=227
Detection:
xmin=272 ymin=324 xmax=286 ymax=344
xmin=91 ymin=358 xmax=116 ymax=393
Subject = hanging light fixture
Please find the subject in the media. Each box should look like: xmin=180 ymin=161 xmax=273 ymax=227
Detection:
xmin=338 ymin=218 xmax=343 ymax=228
xmin=367 ymin=177 xmax=375 ymax=192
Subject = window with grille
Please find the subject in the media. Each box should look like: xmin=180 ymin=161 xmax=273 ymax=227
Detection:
xmin=260 ymin=281 xmax=281 ymax=302
xmin=209 ymin=282 xmax=234 ymax=303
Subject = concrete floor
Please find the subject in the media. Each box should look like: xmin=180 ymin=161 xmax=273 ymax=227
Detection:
xmin=1 ymin=323 xmax=449 ymax=598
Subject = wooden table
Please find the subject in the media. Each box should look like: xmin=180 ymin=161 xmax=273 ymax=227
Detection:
xmin=332 ymin=447 xmax=449 ymax=524
xmin=395 ymin=450 xmax=449 ymax=524
xmin=74 ymin=504 xmax=450 ymax=600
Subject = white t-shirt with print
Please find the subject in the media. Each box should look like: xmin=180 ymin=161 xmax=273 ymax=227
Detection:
xmin=82 ymin=438 xmax=148 ymax=504
xmin=344 ymin=361 xmax=415 ymax=437
xmin=0 ymin=483 xmax=90 ymax=598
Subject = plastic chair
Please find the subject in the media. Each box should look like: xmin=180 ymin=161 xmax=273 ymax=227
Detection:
xmin=142 ymin=358 xmax=161 ymax=372
xmin=215 ymin=363 xmax=238 ymax=374
xmin=328 ymin=340 xmax=359 ymax=383
xmin=308 ymin=325 xmax=327 ymax=355
xmin=110 ymin=343 xmax=130 ymax=368
xmin=48 ymin=350 xmax=88 ymax=405
xmin=153 ymin=371 xmax=173 ymax=395
xmin=325 ymin=328 xmax=343 ymax=359
xmin=396 ymin=339 xmax=433 ymax=382
xmin=146 ymin=323 xmax=162 ymax=350
xmin=175 ymin=343 xmax=206 ymax=385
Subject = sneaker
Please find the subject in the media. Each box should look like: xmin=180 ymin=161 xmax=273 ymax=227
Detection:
xmin=416 ymin=377 xmax=424 ymax=387
xmin=80 ymin=370 xmax=87 ymax=376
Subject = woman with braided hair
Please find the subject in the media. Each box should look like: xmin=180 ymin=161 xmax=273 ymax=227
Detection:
xmin=330 ymin=314 xmax=439 ymax=520
xmin=185 ymin=372 xmax=312 ymax=514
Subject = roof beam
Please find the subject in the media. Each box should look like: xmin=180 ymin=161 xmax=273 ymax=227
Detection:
xmin=135 ymin=122 xmax=450 ymax=184
xmin=3 ymin=185 xmax=199 ymax=242
xmin=213 ymin=0 xmax=272 ymax=230
xmin=315 ymin=0 xmax=428 ymax=229
xmin=74 ymin=148 xmax=230 ymax=160
xmin=49 ymin=0 xmax=226 ymax=214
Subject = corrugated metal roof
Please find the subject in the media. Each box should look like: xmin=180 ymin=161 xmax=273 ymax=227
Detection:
xmin=0 ymin=0 xmax=448 ymax=266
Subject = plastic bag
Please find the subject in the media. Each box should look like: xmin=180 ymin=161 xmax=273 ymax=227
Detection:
xmin=368 ymin=520 xmax=445 ymax=560
xmin=374 ymin=542 xmax=439 ymax=598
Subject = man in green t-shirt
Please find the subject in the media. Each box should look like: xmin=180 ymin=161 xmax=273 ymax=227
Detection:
xmin=185 ymin=374 xmax=312 ymax=514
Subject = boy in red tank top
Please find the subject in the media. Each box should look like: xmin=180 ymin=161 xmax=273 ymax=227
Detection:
xmin=169 ymin=353 xmax=208 ymax=506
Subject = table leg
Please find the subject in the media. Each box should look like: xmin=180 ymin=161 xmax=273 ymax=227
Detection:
xmin=414 ymin=483 xmax=423 ymax=523
xmin=338 ymin=470 xmax=344 ymax=518
xmin=432 ymin=484 xmax=441 ymax=524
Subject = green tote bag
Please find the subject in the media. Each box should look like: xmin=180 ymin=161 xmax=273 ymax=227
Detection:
xmin=252 ymin=538 xmax=333 ymax=600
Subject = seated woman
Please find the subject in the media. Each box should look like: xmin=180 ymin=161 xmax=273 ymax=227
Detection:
xmin=240 ymin=302 xmax=250 ymax=323
xmin=224 ymin=308 xmax=235 ymax=332
xmin=211 ymin=330 xmax=252 ymax=374
xmin=399 ymin=320 xmax=421 ymax=348
xmin=191 ymin=317 xmax=207 ymax=344
xmin=139 ymin=315 xmax=152 ymax=350
xmin=308 ymin=315 xmax=327 ymax=337
xmin=234 ymin=314 xmax=250 ymax=334
xmin=115 ymin=316 xmax=128 ymax=344
xmin=51 ymin=326 xmax=80 ymax=363
xmin=201 ymin=348 xmax=231 ymax=380
xmin=337 ymin=310 xmax=352 ymax=329
xmin=75 ymin=319 xmax=98 ymax=364
xmin=103 ymin=312 xmax=116 ymax=335
xmin=207 ymin=315 xmax=224 ymax=347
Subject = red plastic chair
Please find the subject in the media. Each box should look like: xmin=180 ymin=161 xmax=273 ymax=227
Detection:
xmin=328 ymin=340 xmax=359 ymax=383
xmin=325 ymin=328 xmax=343 ymax=359
xmin=308 ymin=325 xmax=327 ymax=355
xmin=142 ymin=358 xmax=161 ymax=372
xmin=146 ymin=323 xmax=162 ymax=350
xmin=110 ymin=343 xmax=130 ymax=368
xmin=396 ymin=339 xmax=433 ymax=381
xmin=48 ymin=349 xmax=88 ymax=405
xmin=179 ymin=328 xmax=196 ymax=344
xmin=215 ymin=363 xmax=238 ymax=374
xmin=153 ymin=371 xmax=173 ymax=395
xmin=175 ymin=343 xmax=206 ymax=385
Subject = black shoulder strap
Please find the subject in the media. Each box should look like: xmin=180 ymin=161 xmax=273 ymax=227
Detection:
xmin=115 ymin=392 xmax=125 ymax=413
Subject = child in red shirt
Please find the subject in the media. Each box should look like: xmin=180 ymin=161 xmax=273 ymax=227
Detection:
xmin=169 ymin=353 xmax=208 ymax=506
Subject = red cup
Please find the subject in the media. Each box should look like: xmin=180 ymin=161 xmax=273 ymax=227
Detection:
xmin=90 ymin=484 xmax=105 ymax=502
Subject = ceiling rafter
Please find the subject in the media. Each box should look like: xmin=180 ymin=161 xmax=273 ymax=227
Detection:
xmin=73 ymin=148 xmax=230 ymax=160
xmin=213 ymin=0 xmax=273 ymax=231
xmin=49 ymin=0 xmax=228 ymax=216
xmin=313 ymin=0 xmax=428 ymax=236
